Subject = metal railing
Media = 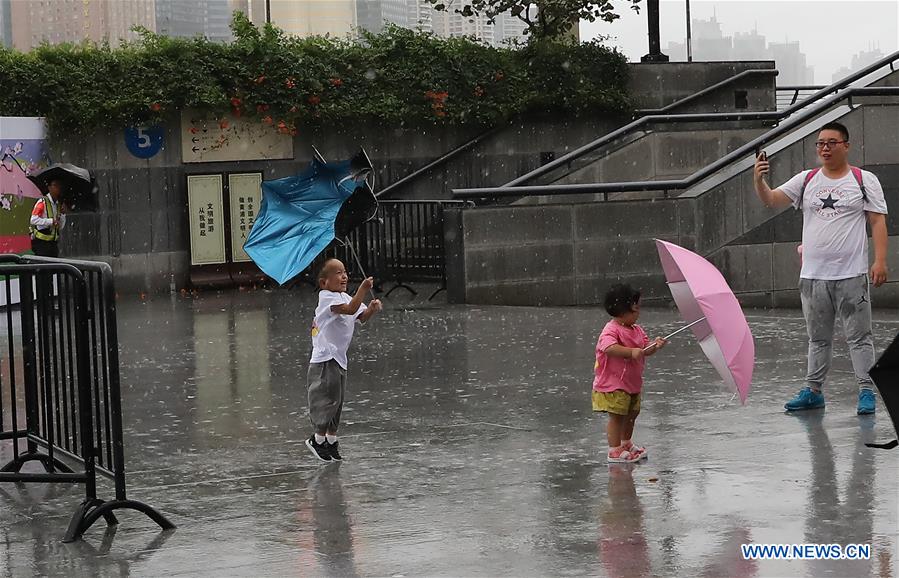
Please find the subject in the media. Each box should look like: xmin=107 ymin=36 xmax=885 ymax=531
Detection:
xmin=0 ymin=255 xmax=173 ymax=542
xmin=375 ymin=128 xmax=503 ymax=199
xmin=377 ymin=69 xmax=780 ymax=200
xmin=454 ymin=86 xmax=899 ymax=199
xmin=489 ymin=49 xmax=899 ymax=192
xmin=317 ymin=200 xmax=472 ymax=299
xmin=776 ymin=85 xmax=827 ymax=110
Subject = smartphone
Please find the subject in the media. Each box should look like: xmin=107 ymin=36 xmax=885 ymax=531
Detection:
xmin=756 ymin=149 xmax=768 ymax=182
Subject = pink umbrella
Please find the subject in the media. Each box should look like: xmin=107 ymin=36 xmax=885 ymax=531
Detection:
xmin=654 ymin=239 xmax=755 ymax=404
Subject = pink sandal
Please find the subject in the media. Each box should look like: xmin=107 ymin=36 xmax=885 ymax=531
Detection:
xmin=607 ymin=447 xmax=641 ymax=463
xmin=621 ymin=440 xmax=648 ymax=460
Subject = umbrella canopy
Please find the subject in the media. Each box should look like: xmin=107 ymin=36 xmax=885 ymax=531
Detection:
xmin=866 ymin=333 xmax=899 ymax=449
xmin=27 ymin=163 xmax=97 ymax=211
xmin=656 ymin=239 xmax=755 ymax=404
xmin=312 ymin=147 xmax=378 ymax=238
xmin=243 ymin=156 xmax=369 ymax=285
xmin=334 ymin=149 xmax=378 ymax=238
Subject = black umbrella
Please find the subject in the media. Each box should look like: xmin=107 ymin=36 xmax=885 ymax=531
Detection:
xmin=334 ymin=148 xmax=377 ymax=238
xmin=27 ymin=163 xmax=98 ymax=211
xmin=310 ymin=147 xmax=378 ymax=239
xmin=866 ymin=332 xmax=899 ymax=449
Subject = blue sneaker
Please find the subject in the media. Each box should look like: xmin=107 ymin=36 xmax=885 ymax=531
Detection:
xmin=784 ymin=387 xmax=825 ymax=411
xmin=857 ymin=389 xmax=876 ymax=415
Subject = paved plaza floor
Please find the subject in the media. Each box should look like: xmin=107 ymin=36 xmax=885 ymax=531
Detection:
xmin=1 ymin=288 xmax=898 ymax=576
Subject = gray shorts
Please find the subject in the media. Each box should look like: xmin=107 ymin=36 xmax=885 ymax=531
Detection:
xmin=307 ymin=359 xmax=347 ymax=433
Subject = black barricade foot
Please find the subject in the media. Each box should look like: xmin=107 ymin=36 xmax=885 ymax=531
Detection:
xmin=384 ymin=283 xmax=417 ymax=298
xmin=63 ymin=498 xmax=175 ymax=543
xmin=0 ymin=451 xmax=74 ymax=474
xmin=68 ymin=523 xmax=174 ymax=557
xmin=428 ymin=286 xmax=447 ymax=301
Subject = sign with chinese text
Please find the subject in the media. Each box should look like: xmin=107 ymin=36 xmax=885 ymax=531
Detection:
xmin=180 ymin=110 xmax=293 ymax=163
xmin=228 ymin=172 xmax=262 ymax=263
xmin=187 ymin=174 xmax=226 ymax=265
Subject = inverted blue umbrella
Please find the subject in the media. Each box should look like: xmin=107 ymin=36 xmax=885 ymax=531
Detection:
xmin=244 ymin=153 xmax=374 ymax=285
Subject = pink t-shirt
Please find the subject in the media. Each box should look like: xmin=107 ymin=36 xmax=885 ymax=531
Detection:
xmin=593 ymin=320 xmax=649 ymax=395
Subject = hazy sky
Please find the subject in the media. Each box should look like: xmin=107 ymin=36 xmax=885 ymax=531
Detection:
xmin=581 ymin=0 xmax=899 ymax=83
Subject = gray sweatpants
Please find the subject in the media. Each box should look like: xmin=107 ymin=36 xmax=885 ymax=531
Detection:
xmin=307 ymin=359 xmax=347 ymax=434
xmin=799 ymin=275 xmax=875 ymax=392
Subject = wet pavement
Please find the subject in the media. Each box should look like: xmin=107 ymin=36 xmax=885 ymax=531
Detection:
xmin=1 ymin=288 xmax=898 ymax=577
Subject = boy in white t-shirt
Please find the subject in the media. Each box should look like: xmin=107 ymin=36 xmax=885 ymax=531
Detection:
xmin=305 ymin=259 xmax=382 ymax=462
xmin=753 ymin=121 xmax=889 ymax=415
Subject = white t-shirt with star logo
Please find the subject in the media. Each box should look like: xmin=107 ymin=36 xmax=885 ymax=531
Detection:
xmin=779 ymin=168 xmax=888 ymax=280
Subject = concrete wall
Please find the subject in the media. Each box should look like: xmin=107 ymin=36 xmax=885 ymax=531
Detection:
xmin=538 ymin=125 xmax=770 ymax=185
xmin=48 ymin=60 xmax=780 ymax=294
xmin=377 ymin=114 xmax=629 ymax=201
xmin=447 ymin=200 xmax=689 ymax=306
xmin=382 ymin=61 xmax=779 ymax=200
xmin=628 ymin=61 xmax=777 ymax=112
xmin=450 ymin=101 xmax=899 ymax=307
xmin=52 ymin=115 xmax=631 ymax=293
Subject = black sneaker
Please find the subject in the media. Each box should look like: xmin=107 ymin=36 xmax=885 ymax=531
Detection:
xmin=305 ymin=436 xmax=332 ymax=462
xmin=326 ymin=441 xmax=343 ymax=461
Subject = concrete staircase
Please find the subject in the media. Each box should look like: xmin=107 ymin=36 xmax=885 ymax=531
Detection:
xmin=448 ymin=69 xmax=899 ymax=306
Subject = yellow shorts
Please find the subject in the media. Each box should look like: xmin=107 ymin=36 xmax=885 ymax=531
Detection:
xmin=592 ymin=390 xmax=641 ymax=415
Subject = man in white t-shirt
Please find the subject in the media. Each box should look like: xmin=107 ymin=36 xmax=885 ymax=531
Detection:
xmin=305 ymin=259 xmax=382 ymax=463
xmin=753 ymin=121 xmax=889 ymax=415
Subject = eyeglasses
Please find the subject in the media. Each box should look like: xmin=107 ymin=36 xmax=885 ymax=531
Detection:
xmin=815 ymin=139 xmax=847 ymax=149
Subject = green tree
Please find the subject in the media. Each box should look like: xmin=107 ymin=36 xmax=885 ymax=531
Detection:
xmin=429 ymin=0 xmax=642 ymax=40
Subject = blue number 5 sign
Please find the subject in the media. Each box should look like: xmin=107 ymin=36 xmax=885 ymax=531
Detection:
xmin=125 ymin=125 xmax=164 ymax=159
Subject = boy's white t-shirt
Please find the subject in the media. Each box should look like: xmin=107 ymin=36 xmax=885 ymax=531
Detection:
xmin=779 ymin=168 xmax=888 ymax=280
xmin=310 ymin=290 xmax=367 ymax=369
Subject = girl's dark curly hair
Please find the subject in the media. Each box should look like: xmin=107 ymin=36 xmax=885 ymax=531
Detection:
xmin=604 ymin=283 xmax=641 ymax=317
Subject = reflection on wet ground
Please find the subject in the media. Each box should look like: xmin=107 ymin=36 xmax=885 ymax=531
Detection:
xmin=1 ymin=290 xmax=897 ymax=576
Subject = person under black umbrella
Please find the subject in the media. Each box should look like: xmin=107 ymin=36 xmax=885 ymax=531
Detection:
xmin=866 ymin=333 xmax=899 ymax=449
xmin=29 ymin=178 xmax=67 ymax=257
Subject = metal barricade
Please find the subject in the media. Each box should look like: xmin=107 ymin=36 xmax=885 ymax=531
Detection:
xmin=321 ymin=200 xmax=471 ymax=299
xmin=0 ymin=255 xmax=173 ymax=542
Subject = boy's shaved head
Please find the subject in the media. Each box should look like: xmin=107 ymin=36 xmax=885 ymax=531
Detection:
xmin=318 ymin=259 xmax=344 ymax=280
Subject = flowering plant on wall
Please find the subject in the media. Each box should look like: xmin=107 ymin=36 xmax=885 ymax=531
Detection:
xmin=0 ymin=13 xmax=631 ymax=136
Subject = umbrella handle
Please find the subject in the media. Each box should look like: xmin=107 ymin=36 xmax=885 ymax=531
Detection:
xmin=344 ymin=236 xmax=377 ymax=300
xmin=643 ymin=317 xmax=706 ymax=351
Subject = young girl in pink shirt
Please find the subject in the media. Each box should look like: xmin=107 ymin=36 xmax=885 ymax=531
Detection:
xmin=593 ymin=284 xmax=666 ymax=463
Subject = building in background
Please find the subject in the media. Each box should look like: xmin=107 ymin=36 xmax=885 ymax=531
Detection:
xmin=432 ymin=4 xmax=495 ymax=44
xmin=229 ymin=0 xmax=268 ymax=27
xmin=5 ymin=0 xmax=238 ymax=51
xmin=156 ymin=0 xmax=233 ymax=42
xmin=265 ymin=0 xmax=357 ymax=38
xmin=731 ymin=29 xmax=766 ymax=61
xmin=2 ymin=0 xmax=532 ymax=50
xmin=492 ymin=10 xmax=529 ymax=45
xmin=356 ymin=0 xmax=435 ymax=35
xmin=0 ymin=0 xmax=12 ymax=48
xmin=666 ymin=16 xmax=814 ymax=85
xmin=832 ymin=48 xmax=885 ymax=82
xmin=356 ymin=0 xmax=385 ymax=34
xmin=9 ymin=0 xmax=156 ymax=50
xmin=767 ymin=40 xmax=813 ymax=84
xmin=355 ymin=0 xmax=528 ymax=45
